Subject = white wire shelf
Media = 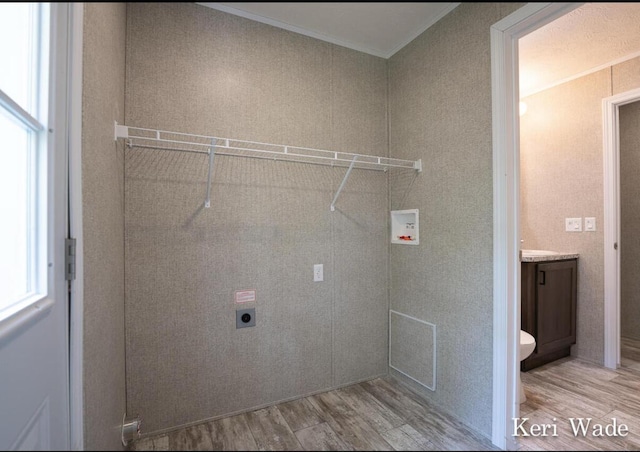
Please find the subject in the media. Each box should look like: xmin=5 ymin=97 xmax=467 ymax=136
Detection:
xmin=114 ymin=122 xmax=422 ymax=210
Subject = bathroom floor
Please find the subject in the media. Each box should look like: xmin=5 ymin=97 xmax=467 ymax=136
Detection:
xmin=127 ymin=376 xmax=496 ymax=451
xmin=620 ymin=336 xmax=640 ymax=370
xmin=518 ymin=356 xmax=640 ymax=451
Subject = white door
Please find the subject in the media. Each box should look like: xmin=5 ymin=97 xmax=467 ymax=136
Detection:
xmin=0 ymin=3 xmax=71 ymax=450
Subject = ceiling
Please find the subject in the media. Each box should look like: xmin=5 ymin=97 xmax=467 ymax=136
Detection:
xmin=199 ymin=2 xmax=459 ymax=58
xmin=519 ymin=2 xmax=640 ymax=97
xmin=200 ymin=3 xmax=640 ymax=98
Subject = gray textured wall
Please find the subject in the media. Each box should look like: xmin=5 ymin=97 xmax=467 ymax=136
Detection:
xmin=81 ymin=3 xmax=127 ymax=450
xmin=520 ymin=70 xmax=608 ymax=363
xmin=387 ymin=2 xmax=523 ymax=438
xmin=124 ymin=3 xmax=389 ymax=434
xmin=612 ymin=57 xmax=640 ymax=94
xmin=620 ymin=101 xmax=640 ymax=341
xmin=520 ymin=56 xmax=640 ymax=364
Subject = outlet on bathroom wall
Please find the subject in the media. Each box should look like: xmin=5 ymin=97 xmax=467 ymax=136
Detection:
xmin=565 ymin=218 xmax=582 ymax=232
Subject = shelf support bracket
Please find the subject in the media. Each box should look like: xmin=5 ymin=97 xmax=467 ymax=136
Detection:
xmin=114 ymin=121 xmax=128 ymax=141
xmin=205 ymin=138 xmax=217 ymax=208
xmin=330 ymin=156 xmax=357 ymax=212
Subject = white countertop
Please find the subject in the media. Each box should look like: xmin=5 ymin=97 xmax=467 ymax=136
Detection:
xmin=521 ymin=249 xmax=579 ymax=262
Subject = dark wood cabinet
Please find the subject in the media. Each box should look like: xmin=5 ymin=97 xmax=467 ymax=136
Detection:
xmin=521 ymin=258 xmax=577 ymax=371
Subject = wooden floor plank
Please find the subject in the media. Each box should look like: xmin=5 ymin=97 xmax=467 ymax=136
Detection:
xmin=129 ymin=435 xmax=169 ymax=451
xmin=207 ymin=413 xmax=257 ymax=451
xmin=380 ymin=424 xmax=434 ymax=451
xmin=295 ymin=422 xmax=351 ymax=451
xmin=524 ymin=363 xmax=640 ymax=415
xmin=620 ymin=356 xmax=640 ymax=371
xmin=519 ymin=384 xmax=552 ymax=416
xmin=408 ymin=410 xmax=495 ymax=451
xmin=362 ymin=377 xmax=494 ymax=451
xmin=307 ymin=391 xmax=393 ymax=451
xmin=561 ymin=372 xmax=640 ymax=414
xmin=608 ymin=372 xmax=640 ymax=392
xmin=277 ymin=397 xmax=324 ymax=432
xmin=336 ymin=383 xmax=405 ymax=433
xmin=558 ymin=358 xmax=620 ymax=382
xmin=517 ymin=356 xmax=640 ymax=451
xmin=359 ymin=378 xmax=428 ymax=421
xmin=620 ymin=339 xmax=640 ymax=370
xmin=129 ymin=437 xmax=154 ymax=451
xmin=128 ymin=356 xmax=640 ymax=452
xmin=521 ymin=372 xmax=614 ymax=419
xmin=398 ymin=424 xmax=436 ymax=449
xmin=517 ymin=407 xmax=604 ymax=452
xmin=245 ymin=406 xmax=302 ymax=451
xmin=167 ymin=424 xmax=213 ymax=451
xmin=603 ymin=409 xmax=640 ymax=434
xmin=621 ymin=336 xmax=640 ymax=362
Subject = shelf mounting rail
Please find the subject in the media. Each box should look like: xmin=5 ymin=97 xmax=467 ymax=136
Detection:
xmin=114 ymin=122 xmax=422 ymax=210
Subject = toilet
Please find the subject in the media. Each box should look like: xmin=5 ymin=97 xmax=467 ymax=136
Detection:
xmin=519 ymin=330 xmax=536 ymax=403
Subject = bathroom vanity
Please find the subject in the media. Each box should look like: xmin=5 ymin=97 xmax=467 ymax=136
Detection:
xmin=521 ymin=250 xmax=579 ymax=371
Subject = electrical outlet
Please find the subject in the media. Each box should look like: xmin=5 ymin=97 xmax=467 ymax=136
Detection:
xmin=236 ymin=308 xmax=255 ymax=328
xmin=314 ymin=264 xmax=323 ymax=282
xmin=565 ymin=218 xmax=582 ymax=232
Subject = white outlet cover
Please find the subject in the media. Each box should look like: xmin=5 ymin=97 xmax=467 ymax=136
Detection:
xmin=565 ymin=217 xmax=582 ymax=232
xmin=585 ymin=217 xmax=596 ymax=231
xmin=313 ymin=264 xmax=323 ymax=282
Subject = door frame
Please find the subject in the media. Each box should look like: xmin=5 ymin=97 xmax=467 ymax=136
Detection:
xmin=67 ymin=3 xmax=85 ymax=450
xmin=490 ymin=2 xmax=582 ymax=449
xmin=603 ymin=87 xmax=640 ymax=370
xmin=0 ymin=4 xmax=83 ymax=449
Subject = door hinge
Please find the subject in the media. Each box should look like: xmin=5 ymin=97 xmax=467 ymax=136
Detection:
xmin=65 ymin=238 xmax=76 ymax=281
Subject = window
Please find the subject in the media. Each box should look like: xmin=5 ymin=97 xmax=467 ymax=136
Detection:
xmin=0 ymin=3 xmax=50 ymax=319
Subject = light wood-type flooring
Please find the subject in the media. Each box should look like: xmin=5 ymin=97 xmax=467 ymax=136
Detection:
xmin=517 ymin=346 xmax=640 ymax=451
xmin=128 ymin=376 xmax=497 ymax=451
xmin=129 ymin=344 xmax=640 ymax=452
xmin=620 ymin=336 xmax=640 ymax=371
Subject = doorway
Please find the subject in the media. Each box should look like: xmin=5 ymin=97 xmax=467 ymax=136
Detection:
xmin=619 ymin=100 xmax=640 ymax=369
xmin=490 ymin=3 xmax=582 ymax=450
xmin=603 ymin=88 xmax=640 ymax=370
xmin=0 ymin=3 xmax=70 ymax=449
xmin=493 ymin=2 xmax=640 ymax=449
xmin=0 ymin=3 xmax=84 ymax=449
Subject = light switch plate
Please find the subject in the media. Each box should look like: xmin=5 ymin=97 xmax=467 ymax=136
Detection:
xmin=314 ymin=264 xmax=323 ymax=282
xmin=585 ymin=217 xmax=596 ymax=231
xmin=565 ymin=218 xmax=582 ymax=232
